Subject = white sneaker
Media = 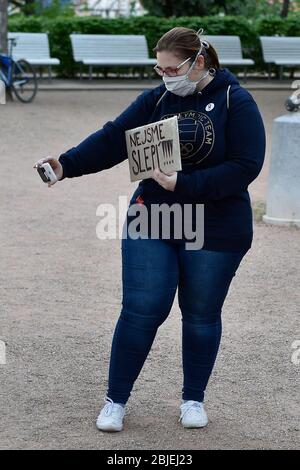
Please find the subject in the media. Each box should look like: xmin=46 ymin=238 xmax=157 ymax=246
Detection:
xmin=96 ymin=396 xmax=125 ymax=432
xmin=178 ymin=400 xmax=208 ymax=428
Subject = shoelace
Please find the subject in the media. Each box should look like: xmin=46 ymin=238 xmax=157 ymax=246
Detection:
xmin=103 ymin=396 xmax=123 ymax=417
xmin=178 ymin=400 xmax=204 ymax=422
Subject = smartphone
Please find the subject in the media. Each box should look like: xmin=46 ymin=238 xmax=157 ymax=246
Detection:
xmin=37 ymin=162 xmax=57 ymax=184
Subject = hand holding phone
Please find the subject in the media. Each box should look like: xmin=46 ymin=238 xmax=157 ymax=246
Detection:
xmin=33 ymin=156 xmax=63 ymax=187
xmin=36 ymin=163 xmax=57 ymax=184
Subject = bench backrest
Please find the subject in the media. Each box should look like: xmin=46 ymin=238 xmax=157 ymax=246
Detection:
xmin=70 ymin=34 xmax=151 ymax=61
xmin=202 ymin=35 xmax=246 ymax=61
xmin=8 ymin=32 xmax=52 ymax=59
xmin=260 ymin=36 xmax=300 ymax=62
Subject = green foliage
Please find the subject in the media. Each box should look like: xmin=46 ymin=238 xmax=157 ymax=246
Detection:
xmin=256 ymin=13 xmax=300 ymax=36
xmin=35 ymin=0 xmax=76 ymax=18
xmin=212 ymin=0 xmax=283 ymax=16
xmin=9 ymin=0 xmax=76 ymax=17
xmin=8 ymin=13 xmax=300 ymax=78
xmin=140 ymin=0 xmax=214 ymax=17
xmin=140 ymin=0 xmax=291 ymax=17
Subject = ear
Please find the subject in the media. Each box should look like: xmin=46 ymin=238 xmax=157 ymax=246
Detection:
xmin=194 ymin=54 xmax=205 ymax=70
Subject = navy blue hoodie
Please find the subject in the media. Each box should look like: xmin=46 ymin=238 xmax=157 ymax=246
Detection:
xmin=58 ymin=67 xmax=266 ymax=252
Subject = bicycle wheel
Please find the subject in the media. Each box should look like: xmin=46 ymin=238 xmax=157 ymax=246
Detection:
xmin=11 ymin=59 xmax=38 ymax=103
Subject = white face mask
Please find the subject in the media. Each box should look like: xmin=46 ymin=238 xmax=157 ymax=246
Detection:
xmin=162 ymin=45 xmax=215 ymax=97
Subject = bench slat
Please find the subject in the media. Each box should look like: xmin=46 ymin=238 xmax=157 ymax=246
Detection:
xmin=202 ymin=35 xmax=254 ymax=65
xmin=260 ymin=36 xmax=300 ymax=64
xmin=70 ymin=34 xmax=153 ymax=63
xmin=8 ymin=32 xmax=60 ymax=66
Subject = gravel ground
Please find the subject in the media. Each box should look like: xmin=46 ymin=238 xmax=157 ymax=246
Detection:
xmin=0 ymin=88 xmax=299 ymax=450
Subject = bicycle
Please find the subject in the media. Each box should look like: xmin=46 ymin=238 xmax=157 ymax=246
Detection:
xmin=0 ymin=37 xmax=38 ymax=103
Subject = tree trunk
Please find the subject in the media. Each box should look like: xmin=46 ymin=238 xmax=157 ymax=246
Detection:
xmin=280 ymin=0 xmax=290 ymax=18
xmin=0 ymin=0 xmax=8 ymax=54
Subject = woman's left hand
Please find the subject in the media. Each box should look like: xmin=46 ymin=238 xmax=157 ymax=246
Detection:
xmin=152 ymin=168 xmax=177 ymax=192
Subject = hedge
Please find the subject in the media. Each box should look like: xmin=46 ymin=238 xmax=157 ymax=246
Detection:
xmin=7 ymin=13 xmax=300 ymax=78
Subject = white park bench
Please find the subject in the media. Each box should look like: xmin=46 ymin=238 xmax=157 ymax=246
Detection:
xmin=260 ymin=36 xmax=300 ymax=80
xmin=202 ymin=35 xmax=254 ymax=81
xmin=7 ymin=32 xmax=60 ymax=80
xmin=70 ymin=34 xmax=157 ymax=80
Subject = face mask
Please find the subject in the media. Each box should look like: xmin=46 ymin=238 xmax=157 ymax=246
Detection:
xmin=162 ymin=43 xmax=215 ymax=97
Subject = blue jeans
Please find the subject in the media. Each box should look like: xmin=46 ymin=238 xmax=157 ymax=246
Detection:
xmin=106 ymin=233 xmax=248 ymax=405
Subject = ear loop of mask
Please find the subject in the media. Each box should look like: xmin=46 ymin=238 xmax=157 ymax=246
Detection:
xmin=196 ymin=27 xmax=204 ymax=36
xmin=187 ymin=36 xmax=215 ymax=82
xmin=186 ymin=40 xmax=204 ymax=80
xmin=195 ymin=29 xmax=216 ymax=77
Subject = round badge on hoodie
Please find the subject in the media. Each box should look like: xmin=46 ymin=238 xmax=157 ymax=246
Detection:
xmin=205 ymin=103 xmax=215 ymax=111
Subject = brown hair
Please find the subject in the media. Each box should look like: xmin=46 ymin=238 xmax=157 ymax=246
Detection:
xmin=153 ymin=26 xmax=220 ymax=70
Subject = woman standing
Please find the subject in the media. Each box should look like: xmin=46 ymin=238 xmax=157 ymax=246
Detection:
xmin=33 ymin=27 xmax=266 ymax=432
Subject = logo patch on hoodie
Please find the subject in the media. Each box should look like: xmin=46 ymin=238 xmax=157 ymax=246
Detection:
xmin=205 ymin=103 xmax=215 ymax=111
xmin=160 ymin=110 xmax=215 ymax=167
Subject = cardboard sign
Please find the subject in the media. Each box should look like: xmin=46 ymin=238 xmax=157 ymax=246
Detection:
xmin=125 ymin=116 xmax=182 ymax=182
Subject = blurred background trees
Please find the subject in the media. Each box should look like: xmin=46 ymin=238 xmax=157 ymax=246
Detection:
xmin=1 ymin=0 xmax=299 ymax=73
xmin=140 ymin=0 xmax=297 ymax=17
xmin=6 ymin=0 xmax=300 ymax=18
